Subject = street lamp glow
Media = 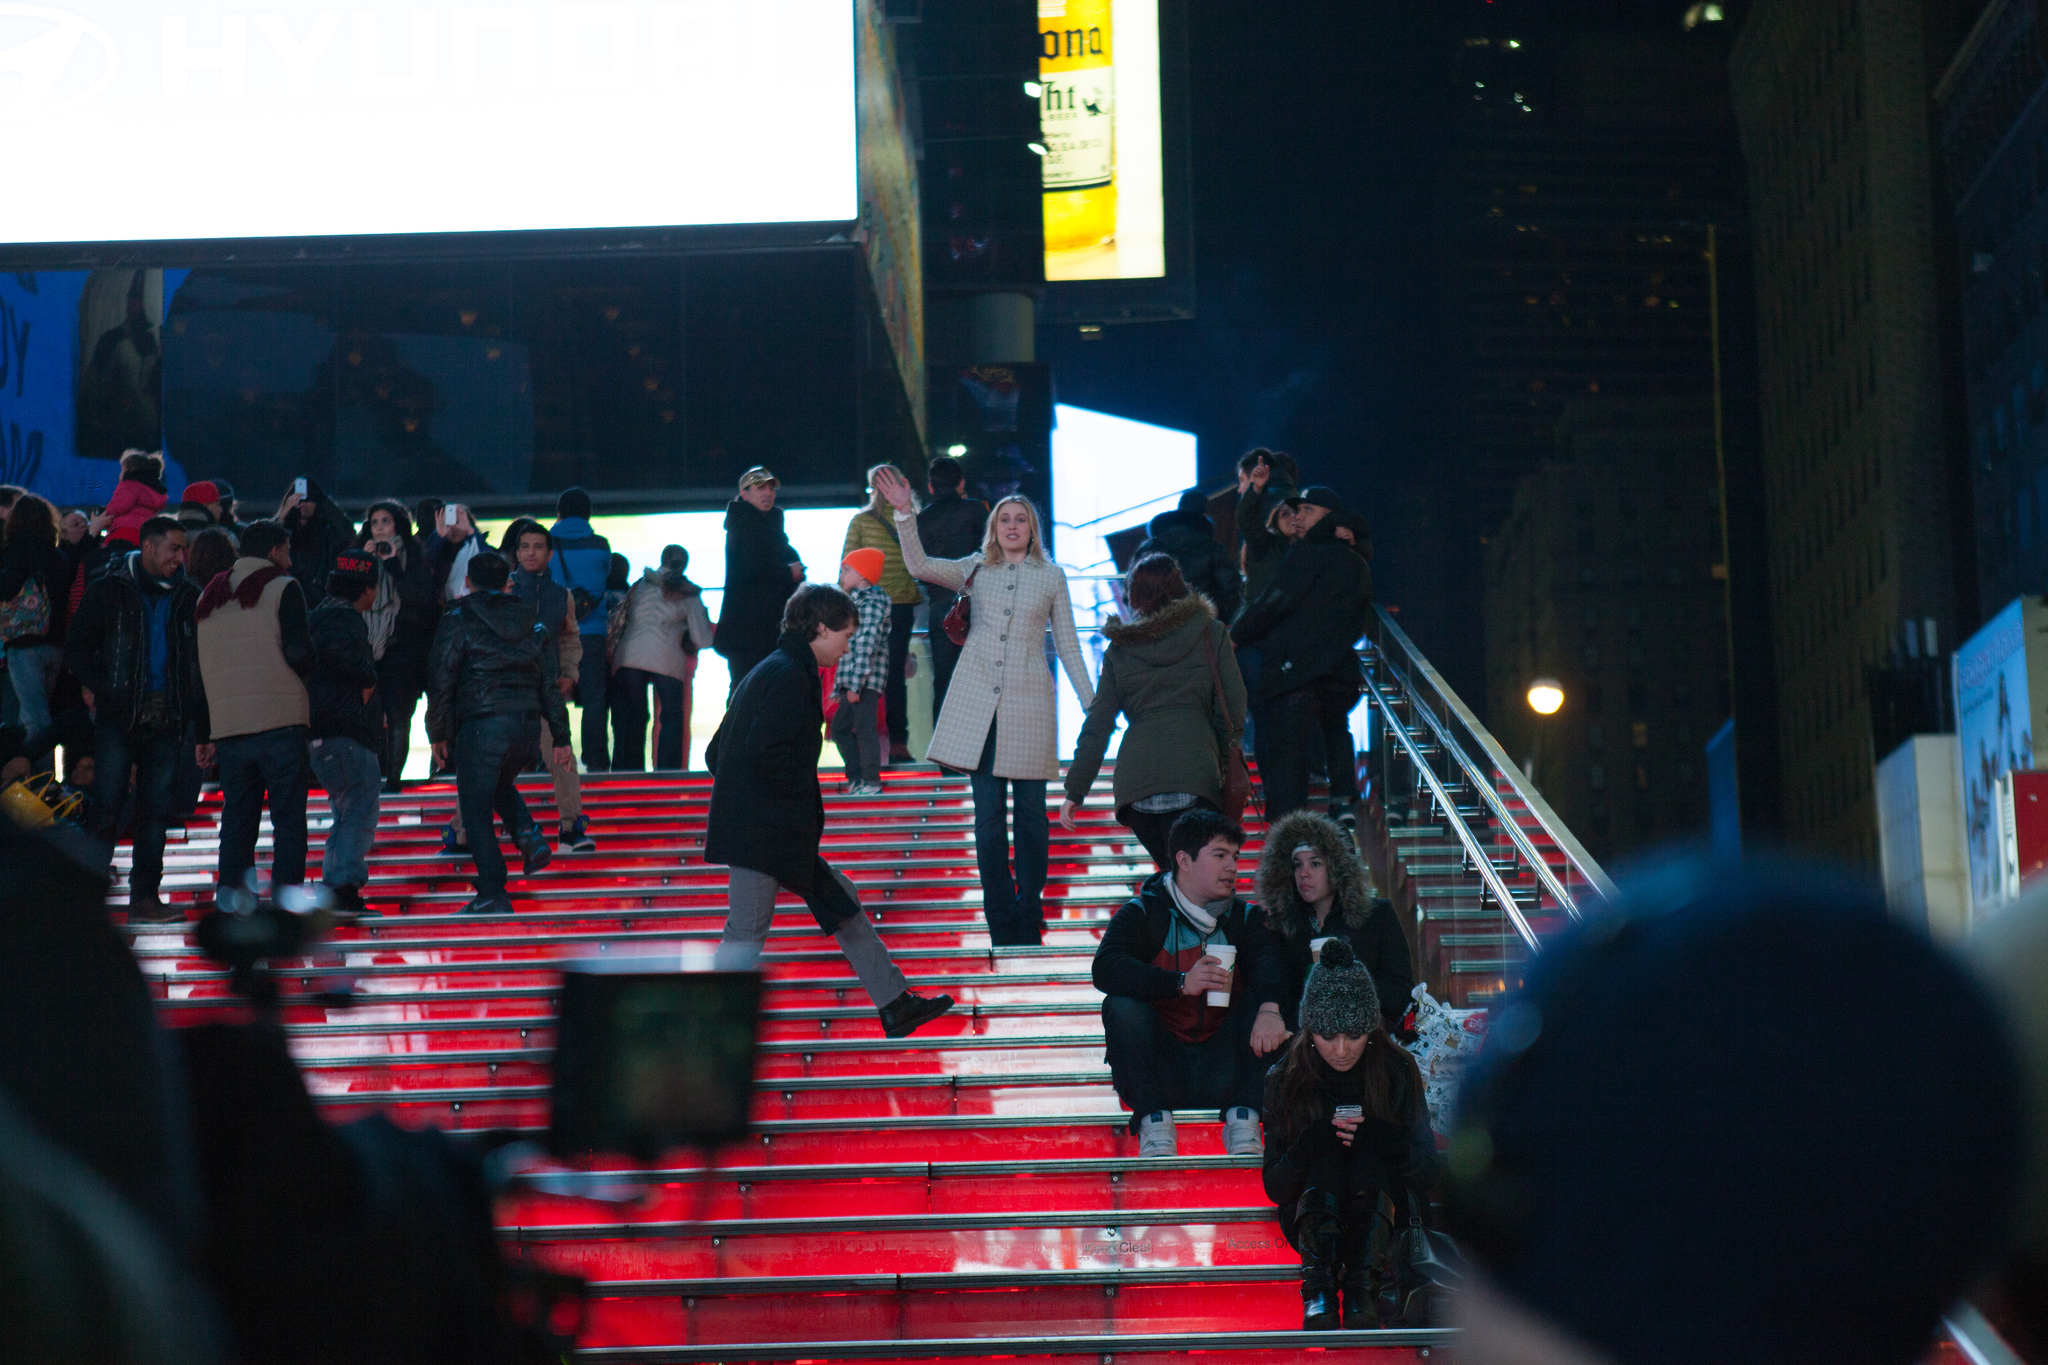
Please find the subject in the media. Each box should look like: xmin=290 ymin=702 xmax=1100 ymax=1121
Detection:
xmin=946 ymin=444 xmax=968 ymax=457
xmin=1527 ymin=680 xmax=1565 ymax=716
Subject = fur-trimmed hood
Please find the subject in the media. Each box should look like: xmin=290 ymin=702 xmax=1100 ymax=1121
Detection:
xmin=1257 ymin=809 xmax=1376 ymax=937
xmin=1101 ymin=592 xmax=1216 ymax=662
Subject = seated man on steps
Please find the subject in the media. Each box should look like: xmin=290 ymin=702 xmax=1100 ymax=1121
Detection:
xmin=1092 ymin=807 xmax=1290 ymax=1157
xmin=704 ymin=583 xmax=954 ymax=1039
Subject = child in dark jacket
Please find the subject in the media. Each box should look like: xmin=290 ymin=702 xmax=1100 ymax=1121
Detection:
xmin=1261 ymin=940 xmax=1437 ymax=1332
xmin=104 ymin=450 xmax=168 ymax=549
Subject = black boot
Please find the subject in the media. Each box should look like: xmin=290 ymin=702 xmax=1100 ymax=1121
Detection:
xmin=1339 ymin=1194 xmax=1389 ymax=1329
xmin=1295 ymin=1190 xmax=1342 ymax=1330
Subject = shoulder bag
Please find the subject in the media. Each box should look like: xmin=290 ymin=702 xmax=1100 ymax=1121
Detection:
xmin=0 ymin=576 xmax=50 ymax=643
xmin=942 ymin=564 xmax=981 ymax=647
xmin=1380 ymin=1187 xmax=1467 ymax=1327
xmin=1200 ymin=627 xmax=1253 ymax=822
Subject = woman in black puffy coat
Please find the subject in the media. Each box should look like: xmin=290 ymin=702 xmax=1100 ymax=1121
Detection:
xmin=355 ymin=499 xmax=441 ymax=790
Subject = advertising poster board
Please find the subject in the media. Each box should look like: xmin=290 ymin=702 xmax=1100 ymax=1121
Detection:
xmin=1954 ymin=596 xmax=2048 ymax=917
xmin=1039 ymin=0 xmax=1164 ymax=282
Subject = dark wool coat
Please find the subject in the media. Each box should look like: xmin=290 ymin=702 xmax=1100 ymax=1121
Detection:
xmin=1230 ymin=520 xmax=1374 ymax=699
xmin=702 ymin=630 xmax=859 ymax=933
xmin=713 ymin=499 xmax=802 ymax=661
xmin=1065 ymin=593 xmax=1245 ymax=812
xmin=63 ymin=552 xmax=203 ymax=733
xmin=1136 ymin=509 xmax=1242 ymax=623
xmin=1256 ymin=810 xmax=1415 ymax=1032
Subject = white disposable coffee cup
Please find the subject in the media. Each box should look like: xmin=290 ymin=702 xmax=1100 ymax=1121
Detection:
xmin=1206 ymin=943 xmax=1237 ymax=1006
xmin=1310 ymin=936 xmax=1335 ymax=962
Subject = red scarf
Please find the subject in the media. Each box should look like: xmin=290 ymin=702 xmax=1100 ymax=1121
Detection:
xmin=196 ymin=564 xmax=288 ymax=621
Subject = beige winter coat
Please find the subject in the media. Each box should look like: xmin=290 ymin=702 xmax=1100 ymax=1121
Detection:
xmin=614 ymin=572 xmax=714 ymax=680
xmin=895 ymin=509 xmax=1094 ymax=780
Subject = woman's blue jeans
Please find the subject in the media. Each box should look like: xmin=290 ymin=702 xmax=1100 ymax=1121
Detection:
xmin=970 ymin=723 xmax=1048 ymax=945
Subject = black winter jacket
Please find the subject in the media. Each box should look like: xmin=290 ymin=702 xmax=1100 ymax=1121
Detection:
xmin=63 ymin=553 xmax=203 ymax=734
xmin=364 ymin=537 xmax=442 ymax=668
xmin=916 ymin=490 xmax=989 ymax=563
xmin=283 ymin=480 xmax=357 ymax=597
xmin=308 ymin=597 xmax=386 ymax=751
xmin=1231 ymin=521 xmax=1374 ymax=699
xmin=1091 ymin=871 xmax=1288 ymax=1007
xmin=713 ymin=499 xmax=801 ymax=660
xmin=1269 ymin=901 xmax=1414 ymax=1034
xmin=423 ymin=591 xmax=571 ymax=744
xmin=1234 ymin=471 xmax=1299 ymax=617
xmin=1261 ymin=1051 xmax=1436 ymax=1233
xmin=1136 ymin=508 xmax=1241 ymax=622
xmin=702 ymin=630 xmax=859 ymax=933
xmin=0 ymin=540 xmax=76 ymax=649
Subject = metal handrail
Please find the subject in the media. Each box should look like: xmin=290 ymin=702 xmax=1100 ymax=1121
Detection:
xmin=1371 ymin=605 xmax=1616 ymax=905
xmin=1360 ymin=663 xmax=1544 ymax=953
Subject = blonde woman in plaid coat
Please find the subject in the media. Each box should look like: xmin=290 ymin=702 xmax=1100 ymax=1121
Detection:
xmin=874 ymin=467 xmax=1094 ymax=945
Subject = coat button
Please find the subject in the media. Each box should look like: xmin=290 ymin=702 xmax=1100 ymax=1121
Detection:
xmin=993 ymin=686 xmax=1000 ymax=694
xmin=1001 ymin=635 xmax=1007 ymax=641
xmin=1004 ymin=609 xmax=1012 ymax=616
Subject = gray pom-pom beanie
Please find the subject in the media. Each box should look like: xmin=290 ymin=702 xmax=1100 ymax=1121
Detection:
xmin=1299 ymin=937 xmax=1380 ymax=1037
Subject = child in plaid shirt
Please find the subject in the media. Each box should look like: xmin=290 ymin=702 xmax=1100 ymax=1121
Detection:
xmin=833 ymin=548 xmax=892 ymax=793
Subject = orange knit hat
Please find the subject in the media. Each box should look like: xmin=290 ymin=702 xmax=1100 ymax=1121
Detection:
xmin=842 ymin=547 xmax=886 ymax=586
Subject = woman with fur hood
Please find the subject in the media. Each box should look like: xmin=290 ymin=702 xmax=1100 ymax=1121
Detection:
xmin=1061 ymin=553 xmax=1247 ymax=870
xmin=1256 ymin=809 xmax=1414 ymax=1034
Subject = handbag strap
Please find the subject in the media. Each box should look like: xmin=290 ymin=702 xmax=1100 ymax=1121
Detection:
xmin=960 ymin=563 xmax=981 ymax=597
xmin=1200 ymin=627 xmax=1238 ymax=745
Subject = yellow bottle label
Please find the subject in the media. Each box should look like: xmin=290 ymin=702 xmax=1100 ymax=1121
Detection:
xmin=1040 ymin=0 xmax=1116 ymax=254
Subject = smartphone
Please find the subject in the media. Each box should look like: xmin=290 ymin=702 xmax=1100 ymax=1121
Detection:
xmin=293 ymin=477 xmax=307 ymax=498
xmin=1333 ymin=1104 xmax=1363 ymax=1121
xmin=444 ymin=504 xmax=464 ymax=528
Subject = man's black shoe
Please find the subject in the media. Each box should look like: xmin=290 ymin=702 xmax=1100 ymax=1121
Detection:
xmin=462 ymin=892 xmax=514 ymax=916
xmin=126 ymin=895 xmax=184 ymax=925
xmin=520 ymin=832 xmax=554 ymax=876
xmin=879 ymin=990 xmax=954 ymax=1039
xmin=328 ymin=885 xmax=371 ymax=920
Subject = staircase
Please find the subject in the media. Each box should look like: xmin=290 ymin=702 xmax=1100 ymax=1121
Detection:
xmin=1357 ymin=611 xmax=1612 ymax=1006
xmin=127 ymin=767 xmax=1456 ymax=1362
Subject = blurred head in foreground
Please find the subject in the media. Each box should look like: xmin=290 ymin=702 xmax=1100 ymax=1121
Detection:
xmin=1448 ymin=857 xmax=2023 ymax=1365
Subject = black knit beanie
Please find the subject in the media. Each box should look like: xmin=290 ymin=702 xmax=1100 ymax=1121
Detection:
xmin=1298 ymin=938 xmax=1379 ymax=1037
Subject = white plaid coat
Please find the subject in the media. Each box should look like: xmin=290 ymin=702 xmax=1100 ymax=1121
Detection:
xmin=896 ymin=509 xmax=1095 ymax=780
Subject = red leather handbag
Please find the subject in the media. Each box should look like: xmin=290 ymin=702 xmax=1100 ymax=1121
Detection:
xmin=942 ymin=565 xmax=980 ymax=647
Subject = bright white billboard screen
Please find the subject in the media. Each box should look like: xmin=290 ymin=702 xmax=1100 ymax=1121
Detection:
xmin=0 ymin=1 xmax=857 ymax=244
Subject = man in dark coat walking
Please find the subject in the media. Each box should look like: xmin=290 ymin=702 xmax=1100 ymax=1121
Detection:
xmin=1136 ymin=489 xmax=1241 ymax=622
xmin=1232 ymin=486 xmax=1375 ymax=826
xmin=713 ymin=467 xmax=805 ymax=699
xmin=705 ymin=583 xmax=953 ymax=1039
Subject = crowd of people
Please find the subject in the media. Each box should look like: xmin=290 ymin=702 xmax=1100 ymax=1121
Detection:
xmin=0 ymin=460 xmax=714 ymax=919
xmin=6 ymin=452 xmax=2048 ymax=1363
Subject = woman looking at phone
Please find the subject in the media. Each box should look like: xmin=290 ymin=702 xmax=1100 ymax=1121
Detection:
xmin=1261 ymin=940 xmax=1436 ymax=1331
xmin=871 ymin=466 xmax=1094 ymax=946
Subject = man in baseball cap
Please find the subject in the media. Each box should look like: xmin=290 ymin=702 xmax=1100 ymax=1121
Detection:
xmin=738 ymin=467 xmax=780 ymax=493
xmin=1231 ymin=482 xmax=1375 ymax=824
xmin=305 ymin=549 xmax=387 ymax=918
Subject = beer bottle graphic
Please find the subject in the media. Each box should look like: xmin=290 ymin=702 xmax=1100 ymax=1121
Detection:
xmin=1040 ymin=0 xmax=1115 ymax=255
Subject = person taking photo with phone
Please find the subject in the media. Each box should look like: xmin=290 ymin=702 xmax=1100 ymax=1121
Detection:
xmin=352 ymin=500 xmax=440 ymax=792
xmin=1261 ymin=939 xmax=1436 ymax=1331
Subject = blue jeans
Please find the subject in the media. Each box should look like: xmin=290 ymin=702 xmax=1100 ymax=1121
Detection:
xmin=217 ymin=725 xmax=311 ymax=896
xmin=970 ymin=724 xmax=1049 ymax=945
xmin=309 ymin=736 xmax=381 ymax=889
xmin=91 ymin=720 xmax=181 ymax=899
xmin=6 ymin=643 xmax=60 ymax=756
xmin=456 ymin=712 xmax=541 ymax=896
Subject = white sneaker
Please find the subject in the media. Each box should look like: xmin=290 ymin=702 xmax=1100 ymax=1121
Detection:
xmin=1137 ymin=1110 xmax=1177 ymax=1157
xmin=1222 ymin=1106 xmax=1264 ymax=1155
